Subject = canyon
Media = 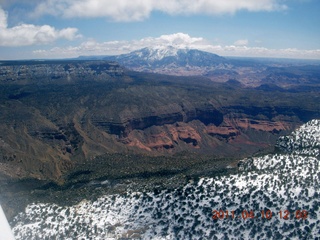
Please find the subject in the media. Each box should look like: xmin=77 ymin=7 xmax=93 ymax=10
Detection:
xmin=0 ymin=60 xmax=319 ymax=183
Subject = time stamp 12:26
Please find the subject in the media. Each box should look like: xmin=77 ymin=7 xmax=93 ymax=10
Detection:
xmin=212 ymin=210 xmax=308 ymax=220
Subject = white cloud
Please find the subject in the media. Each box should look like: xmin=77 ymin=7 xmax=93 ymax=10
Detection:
xmin=154 ymin=0 xmax=287 ymax=15
xmin=217 ymin=45 xmax=320 ymax=59
xmin=0 ymin=6 xmax=8 ymax=28
xmin=33 ymin=0 xmax=287 ymax=21
xmin=234 ymin=39 xmax=249 ymax=46
xmin=138 ymin=33 xmax=207 ymax=49
xmin=32 ymin=33 xmax=320 ymax=60
xmin=0 ymin=7 xmax=80 ymax=46
xmin=33 ymin=33 xmax=209 ymax=58
xmin=33 ymin=0 xmax=153 ymax=21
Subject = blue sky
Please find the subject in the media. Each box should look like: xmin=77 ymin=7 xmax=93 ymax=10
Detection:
xmin=0 ymin=0 xmax=319 ymax=60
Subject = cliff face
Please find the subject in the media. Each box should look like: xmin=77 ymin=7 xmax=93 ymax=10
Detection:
xmin=91 ymin=104 xmax=223 ymax=137
xmin=0 ymin=102 xmax=302 ymax=182
xmin=0 ymin=61 xmax=124 ymax=84
xmin=101 ymin=107 xmax=302 ymax=154
xmin=0 ymin=60 xmax=319 ymax=182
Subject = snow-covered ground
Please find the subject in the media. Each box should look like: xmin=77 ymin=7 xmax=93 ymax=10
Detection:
xmin=276 ymin=119 xmax=320 ymax=156
xmin=12 ymin=120 xmax=320 ymax=239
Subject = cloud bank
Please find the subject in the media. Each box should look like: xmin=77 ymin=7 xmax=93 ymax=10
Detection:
xmin=234 ymin=39 xmax=249 ymax=46
xmin=0 ymin=7 xmax=80 ymax=46
xmin=32 ymin=33 xmax=320 ymax=59
xmin=33 ymin=0 xmax=287 ymax=21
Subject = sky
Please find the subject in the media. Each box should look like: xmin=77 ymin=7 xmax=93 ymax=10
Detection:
xmin=0 ymin=0 xmax=319 ymax=60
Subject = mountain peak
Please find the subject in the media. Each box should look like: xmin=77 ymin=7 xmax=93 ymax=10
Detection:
xmin=131 ymin=46 xmax=224 ymax=62
xmin=131 ymin=46 xmax=183 ymax=61
xmin=104 ymin=46 xmax=227 ymax=73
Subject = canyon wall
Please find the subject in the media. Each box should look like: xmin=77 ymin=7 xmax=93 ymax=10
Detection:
xmin=0 ymin=60 xmax=318 ymax=182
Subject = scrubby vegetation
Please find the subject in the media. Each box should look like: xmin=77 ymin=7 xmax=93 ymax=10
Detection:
xmin=11 ymin=120 xmax=320 ymax=239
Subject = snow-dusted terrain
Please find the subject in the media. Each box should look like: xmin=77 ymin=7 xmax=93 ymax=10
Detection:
xmin=12 ymin=120 xmax=320 ymax=239
xmin=276 ymin=119 xmax=320 ymax=157
xmin=133 ymin=46 xmax=182 ymax=61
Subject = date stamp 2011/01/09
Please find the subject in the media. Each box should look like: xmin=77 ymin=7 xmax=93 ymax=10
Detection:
xmin=212 ymin=210 xmax=308 ymax=220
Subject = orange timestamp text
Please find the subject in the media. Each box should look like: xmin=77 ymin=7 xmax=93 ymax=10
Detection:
xmin=212 ymin=209 xmax=308 ymax=220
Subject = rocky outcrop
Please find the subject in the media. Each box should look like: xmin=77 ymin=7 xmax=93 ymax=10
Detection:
xmin=112 ymin=117 xmax=296 ymax=152
xmin=91 ymin=104 xmax=223 ymax=137
xmin=169 ymin=124 xmax=201 ymax=147
xmin=121 ymin=123 xmax=202 ymax=151
xmin=89 ymin=99 xmax=306 ymax=152
xmin=233 ymin=118 xmax=290 ymax=132
xmin=206 ymin=125 xmax=239 ymax=141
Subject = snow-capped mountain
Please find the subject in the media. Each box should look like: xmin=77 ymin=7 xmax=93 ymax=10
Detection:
xmin=11 ymin=120 xmax=320 ymax=239
xmin=103 ymin=46 xmax=228 ymax=73
xmin=129 ymin=46 xmax=183 ymax=61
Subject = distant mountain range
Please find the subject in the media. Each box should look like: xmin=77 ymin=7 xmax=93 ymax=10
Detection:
xmin=77 ymin=46 xmax=320 ymax=89
xmin=77 ymin=46 xmax=233 ymax=76
xmin=103 ymin=46 xmax=227 ymax=68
